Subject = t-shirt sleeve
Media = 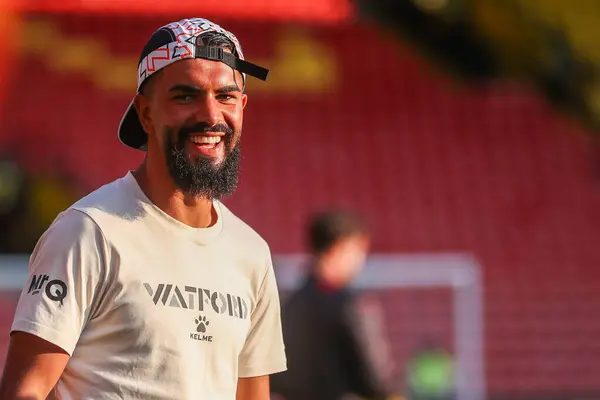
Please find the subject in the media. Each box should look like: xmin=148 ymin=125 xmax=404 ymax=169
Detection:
xmin=238 ymin=254 xmax=287 ymax=378
xmin=10 ymin=208 xmax=109 ymax=356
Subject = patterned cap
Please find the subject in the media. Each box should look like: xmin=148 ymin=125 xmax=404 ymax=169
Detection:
xmin=118 ymin=18 xmax=269 ymax=151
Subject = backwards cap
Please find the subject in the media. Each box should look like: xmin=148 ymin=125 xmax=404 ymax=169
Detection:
xmin=118 ymin=18 xmax=268 ymax=151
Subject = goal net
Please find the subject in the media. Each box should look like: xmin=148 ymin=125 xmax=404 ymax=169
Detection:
xmin=273 ymin=253 xmax=485 ymax=400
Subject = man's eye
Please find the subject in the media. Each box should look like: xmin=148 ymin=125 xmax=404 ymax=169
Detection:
xmin=175 ymin=94 xmax=194 ymax=101
xmin=217 ymin=94 xmax=235 ymax=101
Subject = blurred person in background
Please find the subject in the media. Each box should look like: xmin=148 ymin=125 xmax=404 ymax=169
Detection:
xmin=0 ymin=17 xmax=286 ymax=400
xmin=271 ymin=209 xmax=399 ymax=400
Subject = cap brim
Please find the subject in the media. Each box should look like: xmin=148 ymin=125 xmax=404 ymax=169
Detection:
xmin=118 ymin=99 xmax=148 ymax=151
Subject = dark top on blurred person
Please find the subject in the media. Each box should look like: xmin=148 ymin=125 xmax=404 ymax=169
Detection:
xmin=271 ymin=210 xmax=396 ymax=400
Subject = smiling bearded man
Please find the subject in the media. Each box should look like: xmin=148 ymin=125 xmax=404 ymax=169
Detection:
xmin=0 ymin=18 xmax=287 ymax=400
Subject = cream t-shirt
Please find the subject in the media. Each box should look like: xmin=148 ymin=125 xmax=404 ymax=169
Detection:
xmin=10 ymin=172 xmax=287 ymax=400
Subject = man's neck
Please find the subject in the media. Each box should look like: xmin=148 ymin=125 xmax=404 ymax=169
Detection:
xmin=132 ymin=159 xmax=217 ymax=229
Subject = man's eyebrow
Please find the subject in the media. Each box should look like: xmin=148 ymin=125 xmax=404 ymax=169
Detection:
xmin=215 ymin=84 xmax=242 ymax=94
xmin=168 ymin=84 xmax=241 ymax=94
xmin=169 ymin=84 xmax=203 ymax=93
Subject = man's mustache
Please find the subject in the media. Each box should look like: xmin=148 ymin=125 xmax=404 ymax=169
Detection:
xmin=178 ymin=123 xmax=234 ymax=138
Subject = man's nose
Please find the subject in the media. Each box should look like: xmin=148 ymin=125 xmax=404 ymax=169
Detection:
xmin=196 ymin=95 xmax=221 ymax=127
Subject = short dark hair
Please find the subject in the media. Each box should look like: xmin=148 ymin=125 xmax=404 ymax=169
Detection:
xmin=307 ymin=209 xmax=370 ymax=254
xmin=139 ymin=31 xmax=239 ymax=96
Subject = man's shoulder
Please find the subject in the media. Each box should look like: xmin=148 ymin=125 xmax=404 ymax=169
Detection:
xmin=42 ymin=174 xmax=135 ymax=243
xmin=70 ymin=174 xmax=130 ymax=213
xmin=219 ymin=201 xmax=270 ymax=252
xmin=66 ymin=173 xmax=145 ymax=229
xmin=35 ymin=208 xmax=104 ymax=256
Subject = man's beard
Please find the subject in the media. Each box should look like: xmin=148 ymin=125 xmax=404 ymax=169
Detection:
xmin=164 ymin=122 xmax=241 ymax=200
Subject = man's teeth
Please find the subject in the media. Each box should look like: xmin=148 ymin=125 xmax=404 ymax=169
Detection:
xmin=189 ymin=136 xmax=222 ymax=144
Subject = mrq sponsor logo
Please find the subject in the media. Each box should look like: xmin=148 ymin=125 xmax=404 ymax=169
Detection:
xmin=27 ymin=274 xmax=68 ymax=306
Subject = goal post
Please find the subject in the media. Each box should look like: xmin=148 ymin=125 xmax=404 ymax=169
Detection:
xmin=273 ymin=253 xmax=486 ymax=400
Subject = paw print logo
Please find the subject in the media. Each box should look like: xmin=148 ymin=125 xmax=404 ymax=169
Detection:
xmin=195 ymin=315 xmax=210 ymax=333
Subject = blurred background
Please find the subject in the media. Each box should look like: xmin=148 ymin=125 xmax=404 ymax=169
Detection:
xmin=0 ymin=0 xmax=599 ymax=399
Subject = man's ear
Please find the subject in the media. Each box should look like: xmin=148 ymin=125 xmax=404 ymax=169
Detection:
xmin=134 ymin=93 xmax=154 ymax=136
xmin=241 ymin=93 xmax=248 ymax=110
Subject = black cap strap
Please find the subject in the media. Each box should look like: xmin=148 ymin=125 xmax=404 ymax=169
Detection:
xmin=195 ymin=46 xmax=270 ymax=81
